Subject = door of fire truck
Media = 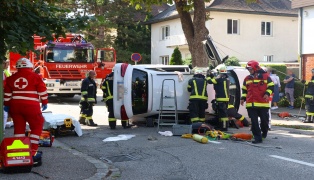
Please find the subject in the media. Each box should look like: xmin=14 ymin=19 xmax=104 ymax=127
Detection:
xmin=95 ymin=48 xmax=116 ymax=82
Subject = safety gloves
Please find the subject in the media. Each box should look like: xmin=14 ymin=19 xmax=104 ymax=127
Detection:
xmin=42 ymin=104 xmax=48 ymax=111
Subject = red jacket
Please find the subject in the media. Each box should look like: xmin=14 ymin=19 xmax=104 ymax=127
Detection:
xmin=241 ymin=70 xmax=274 ymax=108
xmin=4 ymin=69 xmax=48 ymax=106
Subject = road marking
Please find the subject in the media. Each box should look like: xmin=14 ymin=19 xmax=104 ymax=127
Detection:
xmin=208 ymin=140 xmax=221 ymax=144
xmin=270 ymin=155 xmax=314 ymax=167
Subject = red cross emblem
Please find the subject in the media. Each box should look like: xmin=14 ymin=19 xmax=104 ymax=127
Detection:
xmin=14 ymin=77 xmax=28 ymax=89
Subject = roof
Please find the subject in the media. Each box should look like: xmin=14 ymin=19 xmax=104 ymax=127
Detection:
xmin=146 ymin=0 xmax=298 ymax=24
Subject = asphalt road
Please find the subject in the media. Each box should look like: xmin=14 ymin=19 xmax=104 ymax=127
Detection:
xmin=2 ymin=92 xmax=314 ymax=180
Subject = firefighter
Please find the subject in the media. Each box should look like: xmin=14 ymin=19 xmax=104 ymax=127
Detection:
xmin=102 ymin=72 xmax=129 ymax=129
xmin=187 ymin=69 xmax=208 ymax=124
xmin=79 ymin=70 xmax=98 ymax=126
xmin=207 ymin=64 xmax=230 ymax=131
xmin=227 ymin=104 xmax=249 ymax=128
xmin=4 ymin=58 xmax=48 ymax=166
xmin=302 ymin=68 xmax=314 ymax=123
xmin=240 ymin=60 xmax=274 ymax=144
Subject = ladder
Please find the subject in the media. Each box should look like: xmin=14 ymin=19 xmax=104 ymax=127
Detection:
xmin=157 ymin=79 xmax=178 ymax=131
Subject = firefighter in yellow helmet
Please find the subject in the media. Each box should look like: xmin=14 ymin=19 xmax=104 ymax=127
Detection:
xmin=207 ymin=64 xmax=230 ymax=131
xmin=187 ymin=68 xmax=208 ymax=124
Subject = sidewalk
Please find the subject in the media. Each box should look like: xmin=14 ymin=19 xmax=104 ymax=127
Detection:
xmin=1 ymin=128 xmax=114 ymax=180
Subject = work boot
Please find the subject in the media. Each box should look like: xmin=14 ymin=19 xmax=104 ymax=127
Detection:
xmin=79 ymin=117 xmax=86 ymax=125
xmin=242 ymin=118 xmax=249 ymax=127
xmin=109 ymin=121 xmax=116 ymax=129
xmin=86 ymin=119 xmax=98 ymax=126
xmin=303 ymin=115 xmax=312 ymax=123
xmin=219 ymin=121 xmax=228 ymax=131
xmin=33 ymin=151 xmax=43 ymax=167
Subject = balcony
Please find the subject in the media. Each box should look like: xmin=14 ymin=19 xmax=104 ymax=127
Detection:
xmin=165 ymin=35 xmax=188 ymax=48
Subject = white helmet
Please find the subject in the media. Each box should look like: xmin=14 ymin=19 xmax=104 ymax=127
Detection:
xmin=216 ymin=64 xmax=227 ymax=74
xmin=16 ymin=58 xmax=33 ymax=68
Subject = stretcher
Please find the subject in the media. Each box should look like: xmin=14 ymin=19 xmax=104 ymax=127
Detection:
xmin=42 ymin=112 xmax=82 ymax=137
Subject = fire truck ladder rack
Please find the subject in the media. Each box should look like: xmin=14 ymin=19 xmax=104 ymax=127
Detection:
xmin=157 ymin=79 xmax=178 ymax=131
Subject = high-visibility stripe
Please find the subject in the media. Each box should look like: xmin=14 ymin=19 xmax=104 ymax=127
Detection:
xmin=305 ymin=95 xmax=313 ymax=99
xmin=7 ymin=152 xmax=30 ymax=157
xmin=239 ymin=116 xmax=245 ymax=120
xmin=30 ymin=140 xmax=39 ymax=144
xmin=12 ymin=96 xmax=39 ymax=102
xmin=86 ymin=116 xmax=92 ymax=120
xmin=191 ymin=118 xmax=199 ymax=122
xmin=216 ymin=98 xmax=229 ymax=101
xmin=246 ymin=102 xmax=270 ymax=107
xmin=266 ymin=89 xmax=273 ymax=95
xmin=14 ymin=134 xmax=25 ymax=137
xmin=228 ymin=105 xmax=234 ymax=109
xmin=199 ymin=118 xmax=205 ymax=122
xmin=13 ymin=91 xmax=38 ymax=94
xmin=7 ymin=140 xmax=29 ymax=150
xmin=211 ymin=78 xmax=217 ymax=84
xmin=30 ymin=134 xmax=40 ymax=139
xmin=41 ymin=97 xmax=48 ymax=100
xmin=190 ymin=96 xmax=208 ymax=100
xmin=4 ymin=98 xmax=11 ymax=101
xmin=306 ymin=112 xmax=314 ymax=116
xmin=193 ymin=80 xmax=198 ymax=96
xmin=109 ymin=118 xmax=116 ymax=121
xmin=81 ymin=91 xmax=87 ymax=95
xmin=242 ymin=86 xmax=247 ymax=90
xmin=38 ymin=91 xmax=47 ymax=95
xmin=201 ymin=81 xmax=206 ymax=97
xmin=87 ymin=98 xmax=95 ymax=102
xmin=106 ymin=81 xmax=112 ymax=97
xmin=223 ymin=80 xmax=228 ymax=99
xmin=80 ymin=114 xmax=86 ymax=118
xmin=220 ymin=117 xmax=229 ymax=121
xmin=4 ymin=93 xmax=12 ymax=96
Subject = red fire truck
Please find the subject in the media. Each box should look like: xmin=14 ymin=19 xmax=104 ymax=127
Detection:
xmin=9 ymin=34 xmax=116 ymax=97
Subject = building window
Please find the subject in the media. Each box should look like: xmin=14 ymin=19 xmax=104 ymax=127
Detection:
xmin=227 ymin=19 xmax=239 ymax=34
xmin=264 ymin=55 xmax=273 ymax=62
xmin=160 ymin=56 xmax=169 ymax=65
xmin=161 ymin=26 xmax=170 ymax=40
xmin=261 ymin=21 xmax=272 ymax=36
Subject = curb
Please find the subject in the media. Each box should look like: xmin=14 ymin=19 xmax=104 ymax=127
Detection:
xmin=271 ymin=111 xmax=306 ymax=118
xmin=53 ymin=140 xmax=120 ymax=180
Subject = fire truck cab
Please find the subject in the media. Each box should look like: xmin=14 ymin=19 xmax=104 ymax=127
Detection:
xmin=9 ymin=34 xmax=116 ymax=97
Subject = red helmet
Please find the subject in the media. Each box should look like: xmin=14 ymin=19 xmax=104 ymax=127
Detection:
xmin=246 ymin=60 xmax=260 ymax=71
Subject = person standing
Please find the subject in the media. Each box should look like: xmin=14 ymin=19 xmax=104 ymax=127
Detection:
xmin=270 ymin=69 xmax=281 ymax=110
xmin=102 ymin=72 xmax=129 ymax=129
xmin=302 ymin=68 xmax=314 ymax=123
xmin=79 ymin=70 xmax=98 ymax=126
xmin=207 ymin=64 xmax=230 ymax=131
xmin=240 ymin=60 xmax=274 ymax=144
xmin=2 ymin=60 xmax=11 ymax=130
xmin=4 ymin=58 xmax=48 ymax=165
xmin=187 ymin=69 xmax=208 ymax=124
xmin=283 ymin=69 xmax=295 ymax=109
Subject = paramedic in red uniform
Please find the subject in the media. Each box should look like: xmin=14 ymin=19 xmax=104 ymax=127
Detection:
xmin=3 ymin=58 xmax=48 ymax=165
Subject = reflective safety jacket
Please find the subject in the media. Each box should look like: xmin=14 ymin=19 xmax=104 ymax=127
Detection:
xmin=207 ymin=74 xmax=230 ymax=102
xmin=4 ymin=68 xmax=48 ymax=106
xmin=101 ymin=77 xmax=113 ymax=101
xmin=81 ymin=77 xmax=97 ymax=103
xmin=305 ymin=76 xmax=314 ymax=100
xmin=241 ymin=70 xmax=274 ymax=108
xmin=187 ymin=74 xmax=208 ymax=101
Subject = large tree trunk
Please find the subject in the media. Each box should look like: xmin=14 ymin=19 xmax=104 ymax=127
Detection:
xmin=175 ymin=0 xmax=209 ymax=67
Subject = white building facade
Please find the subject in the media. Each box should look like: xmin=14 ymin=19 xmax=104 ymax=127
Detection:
xmin=149 ymin=0 xmax=298 ymax=65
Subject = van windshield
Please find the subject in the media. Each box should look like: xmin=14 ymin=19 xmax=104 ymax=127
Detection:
xmin=132 ymin=69 xmax=148 ymax=115
xmin=46 ymin=47 xmax=93 ymax=63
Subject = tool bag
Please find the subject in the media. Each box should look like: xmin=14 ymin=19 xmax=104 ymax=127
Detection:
xmin=25 ymin=130 xmax=54 ymax=147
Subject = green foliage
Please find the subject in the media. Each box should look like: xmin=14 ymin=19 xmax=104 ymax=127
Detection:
xmin=278 ymin=97 xmax=290 ymax=107
xmin=183 ymin=57 xmax=192 ymax=66
xmin=0 ymin=0 xmax=90 ymax=61
xmin=263 ymin=64 xmax=287 ymax=82
xmin=170 ymin=47 xmax=183 ymax=65
xmin=294 ymin=96 xmax=305 ymax=109
xmin=224 ymin=56 xmax=240 ymax=66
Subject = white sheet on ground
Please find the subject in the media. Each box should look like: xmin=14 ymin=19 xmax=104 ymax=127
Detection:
xmin=42 ymin=113 xmax=82 ymax=136
xmin=103 ymin=134 xmax=136 ymax=142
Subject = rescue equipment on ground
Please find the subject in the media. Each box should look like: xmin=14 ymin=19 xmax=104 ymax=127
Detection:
xmin=192 ymin=134 xmax=208 ymax=144
xmin=181 ymin=134 xmax=193 ymax=138
xmin=230 ymin=133 xmax=253 ymax=141
xmin=278 ymin=112 xmax=291 ymax=118
xmin=172 ymin=124 xmax=192 ymax=136
xmin=25 ymin=130 xmax=54 ymax=147
xmin=0 ymin=137 xmax=33 ymax=173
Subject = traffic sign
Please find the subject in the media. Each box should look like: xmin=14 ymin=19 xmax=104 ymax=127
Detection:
xmin=131 ymin=53 xmax=142 ymax=62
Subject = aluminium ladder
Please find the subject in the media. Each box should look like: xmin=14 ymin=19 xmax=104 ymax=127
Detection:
xmin=157 ymin=79 xmax=178 ymax=131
